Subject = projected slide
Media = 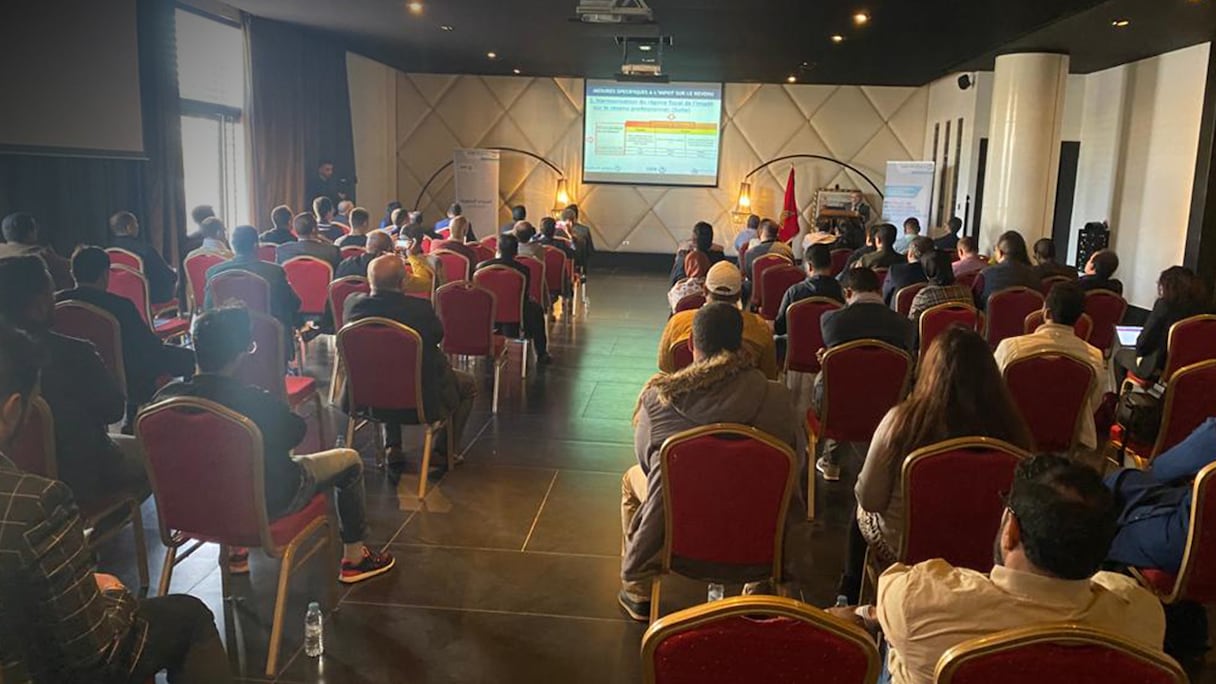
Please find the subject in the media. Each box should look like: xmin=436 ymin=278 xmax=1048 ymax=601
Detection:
xmin=583 ymin=80 xmax=723 ymax=186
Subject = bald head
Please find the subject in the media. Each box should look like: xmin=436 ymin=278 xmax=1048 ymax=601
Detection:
xmin=366 ymin=231 xmax=393 ymax=256
xmin=368 ymin=254 xmax=406 ymax=292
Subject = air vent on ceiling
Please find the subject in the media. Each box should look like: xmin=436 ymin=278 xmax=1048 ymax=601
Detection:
xmin=576 ymin=0 xmax=654 ymax=24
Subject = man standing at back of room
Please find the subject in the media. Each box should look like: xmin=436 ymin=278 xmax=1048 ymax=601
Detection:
xmin=618 ymin=302 xmax=805 ymax=621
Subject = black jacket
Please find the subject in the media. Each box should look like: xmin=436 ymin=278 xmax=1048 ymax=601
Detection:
xmin=335 ymin=233 xmax=367 ymax=249
xmin=204 ymin=255 xmax=301 ymax=338
xmin=972 ymin=260 xmax=1041 ymax=310
xmin=336 ymin=253 xmax=377 ymax=280
xmin=821 ymin=300 xmax=916 ymax=353
xmin=275 ymin=239 xmax=341 ymax=270
xmin=1135 ymin=298 xmax=1212 ymax=376
xmin=1032 ymin=261 xmax=1078 ymax=282
xmin=1078 ymin=274 xmax=1124 ymax=295
xmin=109 ymin=235 xmax=177 ymax=305
xmin=259 ymin=228 xmax=297 ymax=246
xmin=882 ymin=262 xmax=927 ymax=307
xmin=774 ymin=276 xmax=845 ymax=336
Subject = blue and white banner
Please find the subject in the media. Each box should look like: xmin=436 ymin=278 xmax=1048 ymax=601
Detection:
xmin=454 ymin=148 xmax=500 ymax=237
xmin=883 ymin=161 xmax=935 ymax=231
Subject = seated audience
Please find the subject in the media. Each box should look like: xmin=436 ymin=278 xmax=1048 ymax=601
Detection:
xmin=379 ymin=200 xmax=402 ymax=229
xmin=110 ymin=210 xmax=179 ymax=304
xmin=314 ymin=196 xmax=344 ymax=242
xmin=856 ymin=223 xmax=903 ymax=270
xmin=185 ymin=217 xmax=233 ymax=260
xmin=514 ymin=221 xmax=544 ymax=261
xmin=1107 ymin=417 xmax=1216 ymax=572
xmin=0 ymin=323 xmax=234 ymax=684
xmin=1078 ymin=249 xmax=1123 ymax=294
xmin=773 ymin=243 xmax=844 ymax=336
xmin=500 ymin=205 xmax=527 ymax=235
xmin=335 ymin=199 xmax=354 ymax=227
xmin=618 ymin=302 xmax=804 ymax=621
xmin=933 ymin=216 xmax=962 ymax=252
xmin=666 ymin=250 xmax=710 ymax=312
xmin=892 ymin=217 xmax=921 ymax=255
xmin=535 ymin=216 xmax=575 ymax=258
xmin=432 ymin=216 xmax=478 ymax=277
xmin=435 ymin=202 xmax=475 ymax=239
xmin=883 ymin=236 xmax=933 ymax=306
xmin=994 ymin=282 xmax=1105 ymax=450
xmin=205 ymin=226 xmax=301 ymax=347
xmin=741 ymin=219 xmax=792 ymax=278
xmin=671 ymin=221 xmax=727 ymax=284
xmin=734 ymin=214 xmax=760 ymax=254
xmin=0 ymin=212 xmax=72 ymax=291
xmin=276 ymin=213 xmax=341 ymax=270
xmin=952 ymin=236 xmax=986 ymax=278
xmin=846 ymin=454 xmax=1165 ymax=684
xmin=474 ymin=233 xmax=551 ymax=363
xmin=561 ymin=204 xmax=594 ymax=278
xmin=402 ymin=211 xmax=441 ymax=242
xmin=344 ymin=255 xmax=477 ymax=473
xmin=0 ymin=256 xmax=146 ymax=505
xmin=337 ymin=231 xmax=394 ymax=279
xmin=841 ymin=224 xmax=877 ymax=275
xmin=1031 ymin=237 xmax=1077 ymax=282
xmin=973 ymin=230 xmax=1040 ymax=309
xmin=400 ymin=232 xmax=443 ymax=296
xmin=658 ymin=262 xmax=777 ymax=379
xmin=260 ymin=204 xmax=298 ymax=245
xmin=1114 ymin=266 xmax=1211 ymax=380
xmin=56 ymin=247 xmax=195 ymax=426
xmin=839 ymin=326 xmax=1032 ymax=603
xmin=386 ymin=207 xmax=409 ymax=237
xmin=335 ymin=207 xmax=371 ymax=249
xmin=183 ymin=204 xmax=215 ymax=255
xmin=156 ymin=307 xmax=396 ymax=582
xmin=907 ymin=250 xmax=972 ymax=323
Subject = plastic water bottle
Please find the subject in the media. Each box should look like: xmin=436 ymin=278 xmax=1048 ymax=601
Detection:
xmin=304 ymin=602 xmax=323 ymax=657
xmin=707 ymin=583 xmax=725 ymax=602
xmin=835 ymin=594 xmax=849 ymax=608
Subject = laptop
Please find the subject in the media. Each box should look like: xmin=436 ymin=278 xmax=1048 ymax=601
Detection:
xmin=1116 ymin=326 xmax=1142 ymax=347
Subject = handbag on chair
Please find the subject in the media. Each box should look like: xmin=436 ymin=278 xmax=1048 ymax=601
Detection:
xmin=1115 ymin=385 xmax=1164 ymax=446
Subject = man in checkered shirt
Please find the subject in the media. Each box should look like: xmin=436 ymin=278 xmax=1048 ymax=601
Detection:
xmin=0 ymin=321 xmax=233 ymax=683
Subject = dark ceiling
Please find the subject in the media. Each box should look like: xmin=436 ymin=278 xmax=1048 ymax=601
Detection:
xmin=224 ymin=0 xmax=1216 ymax=85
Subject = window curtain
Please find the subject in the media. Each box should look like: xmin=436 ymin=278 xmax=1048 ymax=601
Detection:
xmin=136 ymin=0 xmax=187 ymax=266
xmin=244 ymin=15 xmax=356 ymax=230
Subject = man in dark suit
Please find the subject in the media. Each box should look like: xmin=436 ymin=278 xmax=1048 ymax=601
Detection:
xmin=972 ymin=231 xmax=1042 ymax=309
xmin=856 ymin=223 xmax=904 ymax=271
xmin=934 ymin=216 xmax=963 ymax=252
xmin=344 ymin=255 xmax=477 ymax=471
xmin=314 ymin=196 xmax=344 ymax=243
xmin=1078 ymin=249 xmax=1124 ymax=295
xmin=0 ymin=212 xmax=73 ymax=291
xmin=475 ymin=233 xmax=550 ymax=362
xmin=260 ymin=205 xmax=297 ymax=245
xmin=276 ymin=213 xmax=341 ymax=270
xmin=55 ymin=247 xmax=195 ymax=427
xmin=1032 ymin=238 xmax=1078 ymax=282
xmin=336 ymin=231 xmax=394 ymax=280
xmin=206 ymin=226 xmax=301 ymax=348
xmin=109 ymin=210 xmax=178 ymax=305
xmin=773 ymin=243 xmax=844 ymax=336
xmin=883 ymin=236 xmax=933 ymax=307
xmin=305 ymin=159 xmax=344 ymax=206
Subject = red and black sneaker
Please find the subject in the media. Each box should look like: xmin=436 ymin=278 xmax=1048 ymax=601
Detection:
xmin=339 ymin=547 xmax=396 ymax=584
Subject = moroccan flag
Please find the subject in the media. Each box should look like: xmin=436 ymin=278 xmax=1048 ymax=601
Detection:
xmin=778 ymin=168 xmax=800 ymax=242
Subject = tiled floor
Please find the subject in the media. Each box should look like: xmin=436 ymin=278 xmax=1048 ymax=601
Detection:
xmin=95 ymin=269 xmax=1214 ymax=683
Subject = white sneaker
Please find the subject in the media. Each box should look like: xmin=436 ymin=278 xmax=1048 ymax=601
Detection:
xmin=816 ymin=456 xmax=841 ymax=482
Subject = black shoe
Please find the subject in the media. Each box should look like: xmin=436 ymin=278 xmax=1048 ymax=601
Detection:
xmin=537 ymin=353 xmax=553 ymax=365
xmin=617 ymin=590 xmax=651 ymax=622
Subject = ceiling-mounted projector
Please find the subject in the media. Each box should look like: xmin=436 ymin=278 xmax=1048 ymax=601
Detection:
xmin=576 ymin=0 xmax=654 ymax=24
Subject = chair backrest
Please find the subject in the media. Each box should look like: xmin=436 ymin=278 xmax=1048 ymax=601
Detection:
xmin=819 ymin=341 xmax=912 ymax=442
xmin=340 ymin=245 xmax=364 ymax=261
xmin=434 ymin=249 xmax=472 ymax=284
xmin=1162 ymin=314 xmax=1216 ymax=382
xmin=1163 ymin=461 xmax=1216 ymax=604
xmin=541 ymin=246 xmax=567 ymax=295
xmin=481 ymin=235 xmax=498 ymax=251
xmin=421 ymin=237 xmax=433 ymax=254
xmin=894 ymin=282 xmax=928 ymax=317
xmin=137 ymin=397 xmax=279 ymax=550
xmin=183 ymin=253 xmax=227 ymax=312
xmin=472 ymin=242 xmax=496 ymax=264
xmin=1003 ymin=353 xmax=1096 ymax=453
xmin=751 ymin=253 xmax=792 ymax=311
xmin=207 ymin=269 xmax=271 ymax=314
xmin=517 ymin=255 xmax=546 ymax=305
xmin=673 ymin=294 xmax=706 ymax=313
xmin=1083 ymin=289 xmax=1127 ymax=354
xmin=1152 ymin=360 xmax=1216 ymax=458
xmin=919 ymin=303 xmax=981 ymax=361
xmin=256 ymin=243 xmax=278 ymax=262
xmin=759 ymin=265 xmax=805 ymax=321
xmin=737 ymin=241 xmax=750 ymax=270
xmin=234 ymin=312 xmax=287 ymax=399
xmin=936 ymin=625 xmax=1186 ymax=684
xmin=873 ymin=267 xmax=889 ymax=288
xmin=436 ymin=282 xmax=497 ymax=356
xmin=1022 ymin=310 xmax=1093 ymax=342
xmin=105 ymin=247 xmax=143 ymax=272
xmin=641 ymin=596 xmax=881 ymax=684
xmin=106 ymin=264 xmax=153 ymax=325
xmin=669 ymin=337 xmax=694 ymax=371
xmin=328 ymin=276 xmax=371 ymax=330
xmin=282 ymin=256 xmax=334 ymax=315
xmin=1039 ymin=274 xmax=1074 ymax=296
xmin=52 ymin=300 xmax=127 ymax=396
xmin=901 ymin=437 xmax=1030 ymax=569
xmin=473 ymin=266 xmax=525 ymax=326
xmin=829 ymin=248 xmax=852 ymax=277
xmin=660 ymin=425 xmax=796 ymax=575
xmin=986 ymin=287 xmax=1045 ymax=349
xmin=785 ymin=297 xmax=842 ymax=373
xmin=336 ymin=317 xmax=429 ymax=421
xmin=8 ymin=396 xmax=56 ymax=479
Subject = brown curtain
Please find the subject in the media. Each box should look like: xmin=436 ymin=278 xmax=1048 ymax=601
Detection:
xmin=136 ymin=0 xmax=187 ymax=266
xmin=244 ymin=15 xmax=356 ymax=231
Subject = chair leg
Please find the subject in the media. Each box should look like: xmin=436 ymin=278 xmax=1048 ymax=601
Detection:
xmin=219 ymin=543 xmax=233 ymax=601
xmin=328 ymin=359 xmax=343 ymax=404
xmin=325 ymin=517 xmax=339 ymax=611
xmin=312 ymin=393 xmax=328 ymax=449
xmin=649 ymin=575 xmax=663 ymax=623
xmin=345 ymin=416 xmax=356 ymax=452
xmin=447 ymin=418 xmax=456 ymax=469
xmin=158 ymin=544 xmax=178 ymax=597
xmin=492 ymin=356 xmax=502 ymax=414
xmin=806 ymin=432 xmax=819 ymax=522
xmin=372 ymin=420 xmax=385 ymax=469
xmin=265 ymin=540 xmax=298 ymax=677
xmin=520 ymin=339 xmax=530 ymax=379
xmin=130 ymin=502 xmax=149 ymax=596
xmin=418 ymin=426 xmax=435 ymax=500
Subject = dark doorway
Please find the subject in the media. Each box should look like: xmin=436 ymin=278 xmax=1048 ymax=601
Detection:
xmin=1053 ymin=141 xmax=1082 ymax=266
xmin=972 ymin=138 xmax=988 ymax=238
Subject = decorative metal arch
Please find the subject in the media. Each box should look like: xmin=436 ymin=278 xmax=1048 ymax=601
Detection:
xmin=412 ymin=147 xmax=566 ymax=210
xmin=743 ymin=154 xmax=884 ymax=198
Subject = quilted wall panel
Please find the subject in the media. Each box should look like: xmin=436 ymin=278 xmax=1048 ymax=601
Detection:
xmin=393 ymin=74 xmax=927 ymax=254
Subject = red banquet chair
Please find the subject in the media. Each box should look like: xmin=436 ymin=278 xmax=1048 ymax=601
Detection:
xmin=518 ymin=255 xmax=547 ymax=308
xmin=340 ymin=245 xmax=364 ymax=261
xmin=337 ymin=317 xmax=454 ymax=498
xmin=107 ymin=265 xmax=190 ymax=340
xmin=433 ymin=249 xmax=472 ymax=283
xmin=282 ymin=256 xmax=333 ymax=317
xmin=1039 ymin=274 xmax=1074 ymax=297
xmin=673 ymin=294 xmax=706 ymax=313
xmin=473 ymin=265 xmax=532 ymax=378
xmin=1132 ymin=461 xmax=1216 ymax=609
xmin=52 ymin=300 xmax=127 ymax=396
xmin=183 ymin=252 xmax=226 ymax=314
xmin=935 ymin=624 xmax=1185 ymax=684
xmin=750 ymin=253 xmax=792 ymax=313
xmin=669 ymin=337 xmax=694 ymax=371
xmin=873 ymin=267 xmax=889 ymax=289
xmin=1127 ymin=314 xmax=1216 ymax=388
xmin=807 ymin=340 xmax=912 ymax=520
xmin=1082 ymin=289 xmax=1127 ymax=356
xmin=326 ymin=276 xmax=371 ymax=403
xmin=1113 ymin=360 xmax=1216 ymax=468
xmin=136 ymin=397 xmax=337 ymax=677
xmin=10 ymin=396 xmax=149 ymax=594
xmin=257 ymin=243 xmax=278 ymax=263
xmin=1023 ymin=310 xmax=1093 ymax=342
xmin=829 ymin=248 xmax=852 ymax=277
xmin=436 ymin=282 xmax=509 ymax=412
xmin=481 ymin=235 xmax=498 ymax=252
xmin=235 ymin=312 xmax=327 ymax=452
xmin=985 ymin=286 xmax=1045 ymax=349
xmin=105 ymin=246 xmax=143 ymax=271
xmin=759 ymin=264 xmax=804 ymax=321
xmin=784 ymin=297 xmax=842 ymax=375
xmin=649 ymin=424 xmax=797 ymax=622
xmin=542 ymin=246 xmax=568 ymax=303
xmin=920 ymin=303 xmax=982 ymax=361
xmin=206 ymin=269 xmax=271 ymax=314
xmin=641 ymin=596 xmax=880 ymax=684
xmin=472 ymin=242 xmax=495 ymax=265
xmin=1003 ymin=353 xmax=1096 ymax=453
xmin=893 ymin=282 xmax=928 ymax=317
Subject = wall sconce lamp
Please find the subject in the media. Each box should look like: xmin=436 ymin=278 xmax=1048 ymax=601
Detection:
xmin=554 ymin=178 xmax=571 ymax=212
xmin=730 ymin=180 xmax=753 ymax=224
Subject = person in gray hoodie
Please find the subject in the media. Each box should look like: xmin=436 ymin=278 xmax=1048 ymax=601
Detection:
xmin=618 ymin=302 xmax=806 ymax=621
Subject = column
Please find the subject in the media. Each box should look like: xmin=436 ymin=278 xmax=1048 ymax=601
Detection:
xmin=980 ymin=53 xmax=1070 ymax=251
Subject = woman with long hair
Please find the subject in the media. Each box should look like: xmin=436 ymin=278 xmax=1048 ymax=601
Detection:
xmin=907 ymin=250 xmax=972 ymax=323
xmin=1116 ymin=266 xmax=1212 ymax=379
xmin=838 ymin=326 xmax=1033 ymax=602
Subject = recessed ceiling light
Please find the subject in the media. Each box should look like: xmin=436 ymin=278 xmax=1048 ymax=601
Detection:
xmin=639 ymin=44 xmax=653 ymax=51
xmin=786 ymin=75 xmax=797 ymax=83
xmin=853 ymin=11 xmax=870 ymax=26
xmin=1111 ymin=18 xmax=1130 ymax=27
xmin=513 ymin=68 xmax=521 ymax=75
xmin=487 ymin=51 xmax=498 ymax=59
xmin=440 ymin=24 xmax=454 ymax=31
xmin=406 ymin=1 xmax=423 ymax=15
xmin=830 ymin=34 xmax=845 ymax=43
